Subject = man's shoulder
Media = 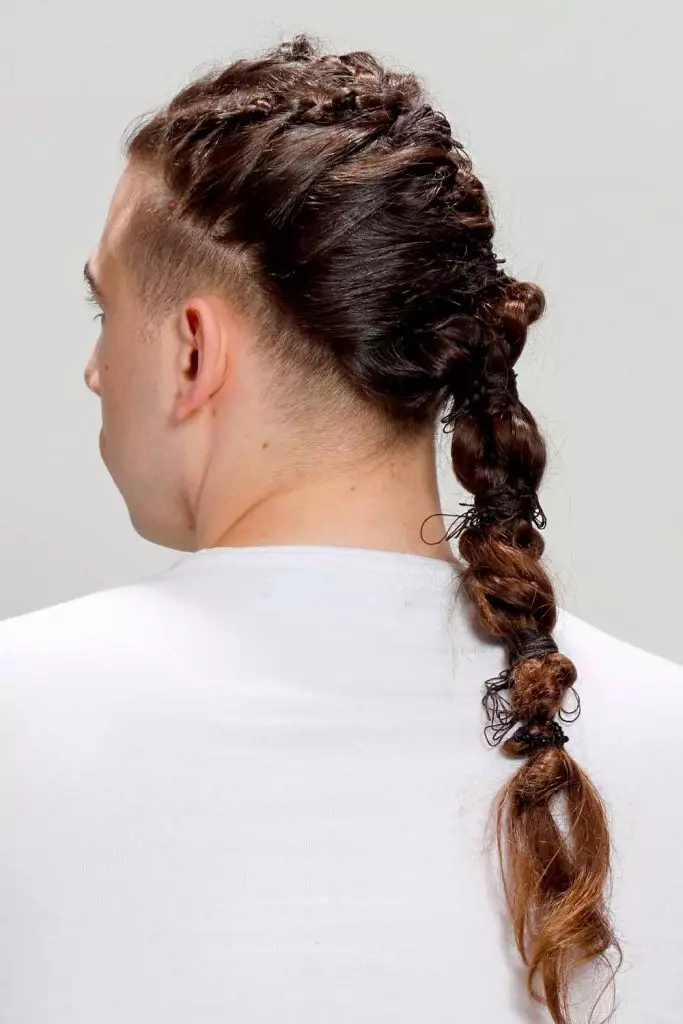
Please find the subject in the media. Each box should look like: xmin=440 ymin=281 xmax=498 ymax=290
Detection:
xmin=555 ymin=606 xmax=683 ymax=741
xmin=0 ymin=577 xmax=172 ymax=664
xmin=557 ymin=606 xmax=683 ymax=682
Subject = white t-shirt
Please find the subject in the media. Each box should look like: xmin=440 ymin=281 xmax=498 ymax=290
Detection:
xmin=0 ymin=544 xmax=681 ymax=1023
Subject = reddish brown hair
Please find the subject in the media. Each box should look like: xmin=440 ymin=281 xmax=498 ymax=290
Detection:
xmin=120 ymin=34 xmax=622 ymax=1021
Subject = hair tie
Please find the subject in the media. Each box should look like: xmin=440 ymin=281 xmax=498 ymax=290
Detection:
xmin=420 ymin=485 xmax=547 ymax=546
xmin=481 ymin=630 xmax=580 ymax=749
xmin=508 ymin=629 xmax=559 ymax=667
xmin=510 ymin=719 xmax=569 ymax=751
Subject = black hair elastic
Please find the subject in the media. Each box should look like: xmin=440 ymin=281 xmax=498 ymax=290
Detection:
xmin=510 ymin=719 xmax=569 ymax=751
xmin=419 ymin=485 xmax=547 ymax=546
xmin=481 ymin=630 xmax=580 ymax=748
xmin=508 ymin=629 xmax=560 ymax=667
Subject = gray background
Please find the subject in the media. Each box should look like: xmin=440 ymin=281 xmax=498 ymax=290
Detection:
xmin=2 ymin=1 xmax=680 ymax=661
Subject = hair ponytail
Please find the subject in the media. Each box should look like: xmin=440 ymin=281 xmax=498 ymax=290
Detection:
xmin=440 ymin=280 xmax=622 ymax=1021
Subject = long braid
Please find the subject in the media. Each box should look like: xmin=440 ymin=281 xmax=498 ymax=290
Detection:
xmin=435 ymin=290 xmax=622 ymax=1020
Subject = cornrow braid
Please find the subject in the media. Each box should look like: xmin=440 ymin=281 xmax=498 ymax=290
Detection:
xmin=119 ymin=33 xmax=622 ymax=1022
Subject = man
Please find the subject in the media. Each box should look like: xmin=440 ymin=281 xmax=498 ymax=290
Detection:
xmin=1 ymin=38 xmax=682 ymax=1024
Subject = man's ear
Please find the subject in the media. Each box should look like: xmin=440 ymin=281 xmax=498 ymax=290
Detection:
xmin=173 ymin=296 xmax=231 ymax=422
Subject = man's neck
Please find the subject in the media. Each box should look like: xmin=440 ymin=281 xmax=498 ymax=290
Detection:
xmin=199 ymin=437 xmax=458 ymax=564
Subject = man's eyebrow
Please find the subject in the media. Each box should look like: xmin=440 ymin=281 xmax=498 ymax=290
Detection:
xmin=83 ymin=261 xmax=104 ymax=300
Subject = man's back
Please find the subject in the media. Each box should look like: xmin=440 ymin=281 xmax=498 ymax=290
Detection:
xmin=0 ymin=544 xmax=680 ymax=1022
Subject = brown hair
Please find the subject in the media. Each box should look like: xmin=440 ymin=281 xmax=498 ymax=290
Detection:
xmin=120 ymin=34 xmax=621 ymax=1021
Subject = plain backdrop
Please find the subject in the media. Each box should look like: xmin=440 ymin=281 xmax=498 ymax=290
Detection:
xmin=1 ymin=1 xmax=681 ymax=661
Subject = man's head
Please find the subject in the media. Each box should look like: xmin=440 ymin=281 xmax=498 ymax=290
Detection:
xmin=83 ymin=156 xmax=412 ymax=554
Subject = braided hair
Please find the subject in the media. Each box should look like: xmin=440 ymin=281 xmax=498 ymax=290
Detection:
xmin=120 ymin=34 xmax=621 ymax=1022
